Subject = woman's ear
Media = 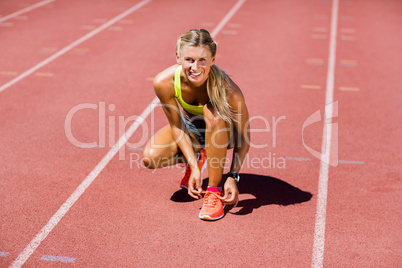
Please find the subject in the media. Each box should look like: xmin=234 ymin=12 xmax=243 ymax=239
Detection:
xmin=176 ymin=52 xmax=181 ymax=64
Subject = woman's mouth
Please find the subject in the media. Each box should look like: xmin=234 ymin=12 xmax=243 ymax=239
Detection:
xmin=189 ymin=70 xmax=202 ymax=78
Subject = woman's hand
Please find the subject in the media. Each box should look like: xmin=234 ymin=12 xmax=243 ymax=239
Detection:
xmin=188 ymin=168 xmax=202 ymax=199
xmin=223 ymin=177 xmax=239 ymax=206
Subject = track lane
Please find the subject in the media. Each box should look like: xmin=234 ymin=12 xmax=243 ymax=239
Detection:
xmin=2 ymin=0 xmax=399 ymax=267
xmin=0 ymin=0 xmax=149 ymax=86
xmin=1 ymin=0 xmax=249 ymax=267
xmin=0 ymin=0 xmax=152 ymax=93
xmin=0 ymin=0 xmax=159 ymax=266
xmin=0 ymin=0 xmax=55 ymax=24
xmin=13 ymin=0 xmax=335 ymax=267
xmin=324 ymin=0 xmax=402 ymax=266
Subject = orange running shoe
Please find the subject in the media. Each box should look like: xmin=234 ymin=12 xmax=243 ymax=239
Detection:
xmin=199 ymin=190 xmax=225 ymax=221
xmin=180 ymin=148 xmax=207 ymax=189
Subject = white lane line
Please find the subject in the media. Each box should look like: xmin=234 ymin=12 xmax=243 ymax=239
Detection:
xmin=311 ymin=0 xmax=339 ymax=267
xmin=0 ymin=0 xmax=55 ymax=24
xmin=9 ymin=96 xmax=157 ymax=268
xmin=40 ymin=255 xmax=76 ymax=263
xmin=8 ymin=1 xmax=246 ymax=267
xmin=286 ymin=157 xmax=312 ymax=162
xmin=338 ymin=160 xmax=364 ymax=165
xmin=0 ymin=0 xmax=152 ymax=93
xmin=210 ymin=0 xmax=246 ymax=38
xmin=0 ymin=251 xmax=10 ymax=257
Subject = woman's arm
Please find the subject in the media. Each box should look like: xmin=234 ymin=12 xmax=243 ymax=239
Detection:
xmin=229 ymin=90 xmax=250 ymax=174
xmin=223 ymin=80 xmax=250 ymax=204
xmin=153 ymin=70 xmax=202 ymax=198
xmin=226 ymin=76 xmax=250 ymax=174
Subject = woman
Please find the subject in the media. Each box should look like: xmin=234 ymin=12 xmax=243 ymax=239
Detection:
xmin=142 ymin=29 xmax=250 ymax=220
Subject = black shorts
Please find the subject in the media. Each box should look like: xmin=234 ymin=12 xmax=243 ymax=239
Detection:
xmin=180 ymin=113 xmax=206 ymax=148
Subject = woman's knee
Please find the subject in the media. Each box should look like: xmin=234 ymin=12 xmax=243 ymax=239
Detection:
xmin=203 ymin=103 xmax=228 ymax=130
xmin=142 ymin=147 xmax=157 ymax=169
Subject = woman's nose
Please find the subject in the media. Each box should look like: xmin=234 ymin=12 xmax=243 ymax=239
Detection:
xmin=191 ymin=61 xmax=199 ymax=71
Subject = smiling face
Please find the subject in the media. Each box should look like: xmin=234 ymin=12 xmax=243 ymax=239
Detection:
xmin=177 ymin=45 xmax=215 ymax=87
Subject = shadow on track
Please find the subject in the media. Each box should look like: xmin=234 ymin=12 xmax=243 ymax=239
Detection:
xmin=170 ymin=173 xmax=313 ymax=216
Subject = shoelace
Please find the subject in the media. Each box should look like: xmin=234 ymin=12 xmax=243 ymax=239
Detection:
xmin=201 ymin=191 xmax=225 ymax=207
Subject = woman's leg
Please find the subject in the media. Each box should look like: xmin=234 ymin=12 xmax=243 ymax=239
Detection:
xmin=203 ymin=103 xmax=232 ymax=187
xmin=142 ymin=125 xmax=181 ymax=169
xmin=142 ymin=124 xmax=202 ymax=169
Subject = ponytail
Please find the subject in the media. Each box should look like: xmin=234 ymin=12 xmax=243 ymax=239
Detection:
xmin=207 ymin=65 xmax=233 ymax=123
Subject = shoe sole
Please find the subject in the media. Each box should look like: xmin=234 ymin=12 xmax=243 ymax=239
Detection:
xmin=199 ymin=205 xmax=226 ymax=221
xmin=199 ymin=214 xmax=224 ymax=221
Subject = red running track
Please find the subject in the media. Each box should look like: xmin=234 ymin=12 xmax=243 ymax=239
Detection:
xmin=0 ymin=0 xmax=401 ymax=267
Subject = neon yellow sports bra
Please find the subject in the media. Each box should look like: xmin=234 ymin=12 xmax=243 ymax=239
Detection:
xmin=174 ymin=65 xmax=205 ymax=116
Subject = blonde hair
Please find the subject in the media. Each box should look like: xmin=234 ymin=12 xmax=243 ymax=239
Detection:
xmin=176 ymin=29 xmax=233 ymax=122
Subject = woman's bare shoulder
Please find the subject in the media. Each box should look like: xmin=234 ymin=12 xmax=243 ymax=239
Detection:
xmin=153 ymin=64 xmax=180 ymax=100
xmin=153 ymin=64 xmax=179 ymax=88
xmin=226 ymin=75 xmax=245 ymax=102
